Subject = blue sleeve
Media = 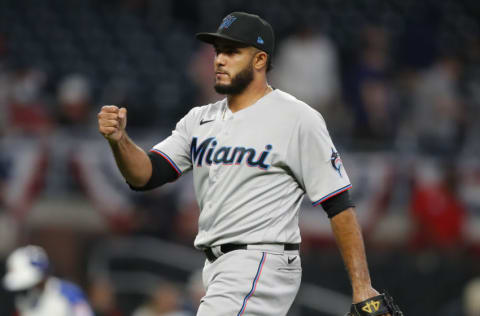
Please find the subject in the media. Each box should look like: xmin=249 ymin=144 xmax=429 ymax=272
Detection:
xmin=59 ymin=280 xmax=87 ymax=304
xmin=60 ymin=281 xmax=94 ymax=316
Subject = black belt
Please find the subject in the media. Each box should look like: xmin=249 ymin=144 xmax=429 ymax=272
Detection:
xmin=204 ymin=243 xmax=300 ymax=262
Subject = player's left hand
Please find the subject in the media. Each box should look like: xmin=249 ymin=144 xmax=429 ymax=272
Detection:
xmin=348 ymin=288 xmax=402 ymax=316
xmin=352 ymin=287 xmax=390 ymax=316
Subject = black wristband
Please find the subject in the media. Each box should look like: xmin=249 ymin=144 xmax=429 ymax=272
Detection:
xmin=320 ymin=190 xmax=355 ymax=218
xmin=128 ymin=151 xmax=179 ymax=191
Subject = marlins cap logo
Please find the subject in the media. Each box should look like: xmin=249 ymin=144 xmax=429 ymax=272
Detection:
xmin=219 ymin=15 xmax=237 ymax=30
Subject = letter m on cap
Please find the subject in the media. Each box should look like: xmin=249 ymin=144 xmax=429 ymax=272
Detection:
xmin=219 ymin=15 xmax=237 ymax=30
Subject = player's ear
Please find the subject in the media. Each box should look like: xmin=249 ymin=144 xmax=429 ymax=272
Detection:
xmin=253 ymin=50 xmax=268 ymax=71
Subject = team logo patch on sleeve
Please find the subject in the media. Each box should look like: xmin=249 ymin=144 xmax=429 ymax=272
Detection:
xmin=330 ymin=148 xmax=343 ymax=177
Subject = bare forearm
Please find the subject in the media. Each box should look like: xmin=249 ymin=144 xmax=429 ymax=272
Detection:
xmin=98 ymin=105 xmax=152 ymax=187
xmin=331 ymin=208 xmax=374 ymax=302
xmin=108 ymin=134 xmax=152 ymax=187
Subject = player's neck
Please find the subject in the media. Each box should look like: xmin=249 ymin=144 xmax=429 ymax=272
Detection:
xmin=227 ymin=80 xmax=272 ymax=113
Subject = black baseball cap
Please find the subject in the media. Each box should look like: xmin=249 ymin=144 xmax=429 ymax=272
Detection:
xmin=196 ymin=12 xmax=275 ymax=56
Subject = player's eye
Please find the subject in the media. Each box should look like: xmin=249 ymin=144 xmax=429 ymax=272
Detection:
xmin=214 ymin=47 xmax=238 ymax=56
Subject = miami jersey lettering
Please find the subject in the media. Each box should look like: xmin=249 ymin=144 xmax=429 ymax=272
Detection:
xmin=190 ymin=137 xmax=272 ymax=169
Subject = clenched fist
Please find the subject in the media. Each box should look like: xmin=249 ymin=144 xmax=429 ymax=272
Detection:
xmin=98 ymin=105 xmax=127 ymax=142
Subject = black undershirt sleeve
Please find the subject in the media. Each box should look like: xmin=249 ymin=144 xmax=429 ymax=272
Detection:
xmin=320 ymin=190 xmax=355 ymax=218
xmin=128 ymin=151 xmax=179 ymax=191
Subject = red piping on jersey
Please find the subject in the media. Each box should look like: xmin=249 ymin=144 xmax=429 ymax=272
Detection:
xmin=312 ymin=184 xmax=352 ymax=207
xmin=149 ymin=149 xmax=182 ymax=176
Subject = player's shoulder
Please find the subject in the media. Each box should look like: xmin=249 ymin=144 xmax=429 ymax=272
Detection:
xmin=53 ymin=278 xmax=87 ymax=304
xmin=184 ymin=98 xmax=226 ymax=122
xmin=271 ymin=89 xmax=325 ymax=123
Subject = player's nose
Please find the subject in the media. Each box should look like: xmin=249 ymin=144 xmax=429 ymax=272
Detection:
xmin=214 ymin=52 xmax=227 ymax=67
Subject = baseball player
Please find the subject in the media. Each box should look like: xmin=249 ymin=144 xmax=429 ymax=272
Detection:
xmin=98 ymin=11 xmax=401 ymax=316
xmin=2 ymin=245 xmax=94 ymax=316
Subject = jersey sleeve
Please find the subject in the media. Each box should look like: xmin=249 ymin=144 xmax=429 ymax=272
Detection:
xmin=287 ymin=108 xmax=352 ymax=206
xmin=59 ymin=280 xmax=94 ymax=316
xmin=150 ymin=108 xmax=198 ymax=176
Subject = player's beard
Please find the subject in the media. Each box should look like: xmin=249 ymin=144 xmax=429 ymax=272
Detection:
xmin=214 ymin=63 xmax=254 ymax=95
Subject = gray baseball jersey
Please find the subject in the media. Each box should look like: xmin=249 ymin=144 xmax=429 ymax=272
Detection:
xmin=151 ymin=89 xmax=351 ymax=249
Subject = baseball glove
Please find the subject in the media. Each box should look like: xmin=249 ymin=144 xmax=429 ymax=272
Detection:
xmin=346 ymin=291 xmax=403 ymax=316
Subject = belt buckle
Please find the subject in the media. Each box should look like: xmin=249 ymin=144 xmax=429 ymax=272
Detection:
xmin=205 ymin=245 xmax=223 ymax=262
xmin=211 ymin=245 xmax=224 ymax=257
xmin=205 ymin=248 xmax=217 ymax=262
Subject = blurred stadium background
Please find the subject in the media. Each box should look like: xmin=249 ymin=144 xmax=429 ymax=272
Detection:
xmin=0 ymin=0 xmax=480 ymax=315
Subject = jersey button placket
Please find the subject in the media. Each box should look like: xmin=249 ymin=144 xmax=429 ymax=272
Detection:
xmin=209 ymin=119 xmax=230 ymax=182
xmin=208 ymin=157 xmax=219 ymax=183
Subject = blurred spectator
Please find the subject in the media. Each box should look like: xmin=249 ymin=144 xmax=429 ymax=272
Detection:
xmin=38 ymin=74 xmax=95 ymax=198
xmin=40 ymin=73 xmax=134 ymax=230
xmin=412 ymin=53 xmax=467 ymax=155
xmin=2 ymin=245 xmax=93 ymax=316
xmin=409 ymin=163 xmax=466 ymax=252
xmin=56 ymin=74 xmax=93 ymax=129
xmin=271 ymin=24 xmax=341 ymax=114
xmin=1 ymin=136 xmax=47 ymax=220
xmin=88 ymin=277 xmax=124 ymax=316
xmin=132 ymin=281 xmax=189 ymax=316
xmin=345 ymin=25 xmax=399 ymax=147
xmin=7 ymin=67 xmax=51 ymax=135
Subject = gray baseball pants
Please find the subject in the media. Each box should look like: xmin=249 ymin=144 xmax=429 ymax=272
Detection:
xmin=197 ymin=244 xmax=301 ymax=316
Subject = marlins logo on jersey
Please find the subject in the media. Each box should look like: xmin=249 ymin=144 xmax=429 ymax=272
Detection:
xmin=330 ymin=148 xmax=343 ymax=177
